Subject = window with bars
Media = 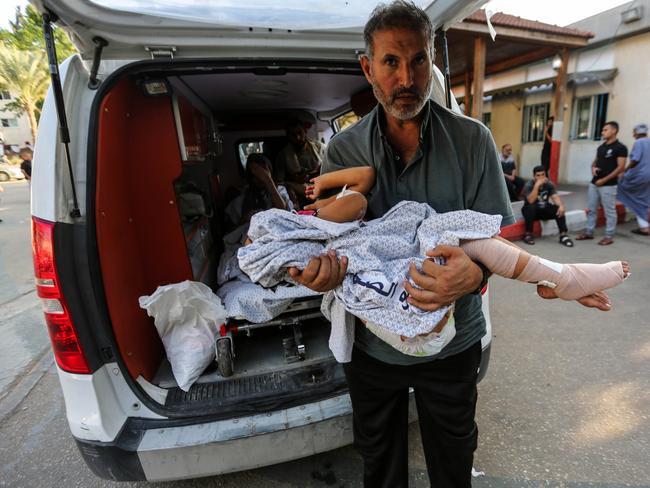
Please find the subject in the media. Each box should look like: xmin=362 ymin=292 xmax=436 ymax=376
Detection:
xmin=570 ymin=93 xmax=609 ymax=141
xmin=522 ymin=103 xmax=550 ymax=143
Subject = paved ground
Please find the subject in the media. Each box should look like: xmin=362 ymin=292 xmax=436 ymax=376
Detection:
xmin=0 ymin=181 xmax=46 ymax=399
xmin=1 ymin=181 xmax=649 ymax=486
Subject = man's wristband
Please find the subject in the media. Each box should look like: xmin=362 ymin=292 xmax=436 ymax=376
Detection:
xmin=470 ymin=260 xmax=490 ymax=295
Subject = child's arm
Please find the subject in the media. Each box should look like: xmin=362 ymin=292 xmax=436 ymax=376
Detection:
xmin=306 ymin=166 xmax=375 ymax=200
xmin=314 ymin=192 xmax=368 ymax=223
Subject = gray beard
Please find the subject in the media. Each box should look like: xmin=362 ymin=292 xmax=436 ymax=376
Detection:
xmin=372 ymin=77 xmax=432 ymax=121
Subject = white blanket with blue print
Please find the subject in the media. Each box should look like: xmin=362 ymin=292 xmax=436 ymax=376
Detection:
xmin=238 ymin=201 xmax=502 ymax=361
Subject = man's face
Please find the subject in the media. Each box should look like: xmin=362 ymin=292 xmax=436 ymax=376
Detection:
xmin=534 ymin=171 xmax=546 ymax=181
xmin=360 ymin=28 xmax=433 ymax=121
xmin=287 ymin=126 xmax=306 ymax=149
xmin=502 ymin=144 xmax=512 ymax=157
xmin=601 ymin=124 xmax=617 ymax=140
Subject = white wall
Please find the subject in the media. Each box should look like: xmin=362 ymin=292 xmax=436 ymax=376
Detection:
xmin=0 ymin=98 xmax=33 ymax=148
xmin=564 ymin=140 xmax=599 ymax=183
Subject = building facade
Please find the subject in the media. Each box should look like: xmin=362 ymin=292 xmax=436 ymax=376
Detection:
xmin=0 ymin=89 xmax=33 ymax=152
xmin=454 ymin=1 xmax=650 ymax=184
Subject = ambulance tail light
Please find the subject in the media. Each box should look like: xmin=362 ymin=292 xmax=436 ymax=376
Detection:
xmin=32 ymin=217 xmax=90 ymax=374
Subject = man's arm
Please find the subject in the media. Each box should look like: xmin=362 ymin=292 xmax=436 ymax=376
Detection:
xmin=550 ymin=193 xmax=565 ymax=217
xmin=591 ymin=157 xmax=599 ymax=178
xmin=406 ymin=127 xmax=510 ymax=311
xmin=288 ymin=142 xmax=350 ymax=292
xmin=526 ymin=179 xmax=543 ymax=204
xmin=626 ymin=140 xmax=643 ymax=170
xmin=595 ymin=156 xmax=626 ymax=186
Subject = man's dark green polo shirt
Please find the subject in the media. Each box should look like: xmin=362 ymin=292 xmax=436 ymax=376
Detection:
xmin=322 ymin=100 xmax=515 ymax=365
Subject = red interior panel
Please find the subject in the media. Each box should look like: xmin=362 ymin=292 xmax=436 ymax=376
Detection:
xmin=95 ymin=78 xmax=192 ymax=380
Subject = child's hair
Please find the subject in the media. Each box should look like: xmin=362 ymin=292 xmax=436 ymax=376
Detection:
xmin=19 ymin=147 xmax=33 ymax=158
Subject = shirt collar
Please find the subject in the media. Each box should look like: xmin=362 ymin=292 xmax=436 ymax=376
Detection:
xmin=375 ymin=99 xmax=432 ymax=144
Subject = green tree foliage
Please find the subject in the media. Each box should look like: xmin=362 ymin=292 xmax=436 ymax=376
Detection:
xmin=0 ymin=46 xmax=50 ymax=141
xmin=0 ymin=4 xmax=78 ymax=136
xmin=0 ymin=5 xmax=77 ymax=60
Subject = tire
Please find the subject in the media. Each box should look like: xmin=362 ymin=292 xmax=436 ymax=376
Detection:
xmin=216 ymin=339 xmax=233 ymax=377
xmin=0 ymin=172 xmax=10 ymax=182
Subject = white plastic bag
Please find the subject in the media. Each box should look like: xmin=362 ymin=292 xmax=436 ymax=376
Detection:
xmin=139 ymin=280 xmax=227 ymax=391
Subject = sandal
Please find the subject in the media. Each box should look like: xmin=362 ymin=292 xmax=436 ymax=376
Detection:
xmin=559 ymin=235 xmax=574 ymax=247
xmin=575 ymin=232 xmax=593 ymax=240
xmin=631 ymin=228 xmax=650 ymax=236
xmin=598 ymin=236 xmax=614 ymax=246
xmin=522 ymin=233 xmax=535 ymax=245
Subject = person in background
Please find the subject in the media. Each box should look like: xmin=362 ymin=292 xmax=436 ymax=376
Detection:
xmin=541 ymin=116 xmax=554 ymax=175
xmin=617 ymin=123 xmax=650 ymax=236
xmin=224 ymin=153 xmax=293 ymax=228
xmin=500 ymin=143 xmax=524 ymax=201
xmin=19 ymin=147 xmax=32 ymax=182
xmin=521 ymin=165 xmax=573 ymax=247
xmin=274 ymin=119 xmax=326 ymax=202
xmin=576 ymin=121 xmax=628 ymax=245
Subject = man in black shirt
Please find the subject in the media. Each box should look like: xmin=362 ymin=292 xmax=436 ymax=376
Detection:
xmin=500 ymin=143 xmax=524 ymax=201
xmin=19 ymin=147 xmax=32 ymax=181
xmin=521 ymin=165 xmax=573 ymax=246
xmin=576 ymin=121 xmax=627 ymax=245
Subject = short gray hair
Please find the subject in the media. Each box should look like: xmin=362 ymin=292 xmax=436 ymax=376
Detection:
xmin=364 ymin=1 xmax=434 ymax=58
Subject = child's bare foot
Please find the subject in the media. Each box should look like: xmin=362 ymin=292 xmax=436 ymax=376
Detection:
xmin=552 ymin=260 xmax=629 ymax=300
xmin=622 ymin=261 xmax=630 ymax=278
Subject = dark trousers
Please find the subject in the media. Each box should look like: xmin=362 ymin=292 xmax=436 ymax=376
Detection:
xmin=343 ymin=343 xmax=482 ymax=488
xmin=522 ymin=203 xmax=567 ymax=233
xmin=505 ymin=176 xmax=525 ymax=201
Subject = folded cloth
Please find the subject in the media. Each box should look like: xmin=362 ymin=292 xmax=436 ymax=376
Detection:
xmin=217 ymin=277 xmax=319 ymax=323
xmin=239 ymin=201 xmax=502 ymax=361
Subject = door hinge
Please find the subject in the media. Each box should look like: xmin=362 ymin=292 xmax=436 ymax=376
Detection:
xmin=145 ymin=46 xmax=177 ymax=59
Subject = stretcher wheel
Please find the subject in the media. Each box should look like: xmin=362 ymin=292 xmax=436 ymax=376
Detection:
xmin=217 ymin=338 xmax=233 ymax=377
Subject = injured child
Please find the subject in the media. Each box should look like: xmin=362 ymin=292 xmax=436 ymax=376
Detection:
xmin=238 ymin=166 xmax=629 ymax=361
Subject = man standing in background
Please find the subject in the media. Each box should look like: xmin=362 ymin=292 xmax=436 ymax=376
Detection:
xmin=576 ymin=121 xmax=627 ymax=245
xmin=617 ymin=123 xmax=650 ymax=235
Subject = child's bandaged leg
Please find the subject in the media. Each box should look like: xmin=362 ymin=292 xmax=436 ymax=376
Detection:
xmin=460 ymin=238 xmax=626 ymax=300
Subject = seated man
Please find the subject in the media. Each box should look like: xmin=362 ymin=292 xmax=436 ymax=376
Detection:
xmin=500 ymin=143 xmax=524 ymax=201
xmin=274 ymin=119 xmax=325 ymax=203
xmin=521 ymin=165 xmax=573 ymax=247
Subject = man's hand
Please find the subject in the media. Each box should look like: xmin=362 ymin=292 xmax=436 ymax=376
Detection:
xmin=288 ymin=250 xmax=348 ymax=292
xmin=404 ymin=246 xmax=482 ymax=312
xmin=534 ymin=175 xmax=548 ymax=186
xmin=594 ymin=178 xmax=606 ymax=187
xmin=591 ymin=166 xmax=600 ymax=177
xmin=556 ymin=205 xmax=565 ymax=218
xmin=537 ymin=286 xmax=612 ymax=311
